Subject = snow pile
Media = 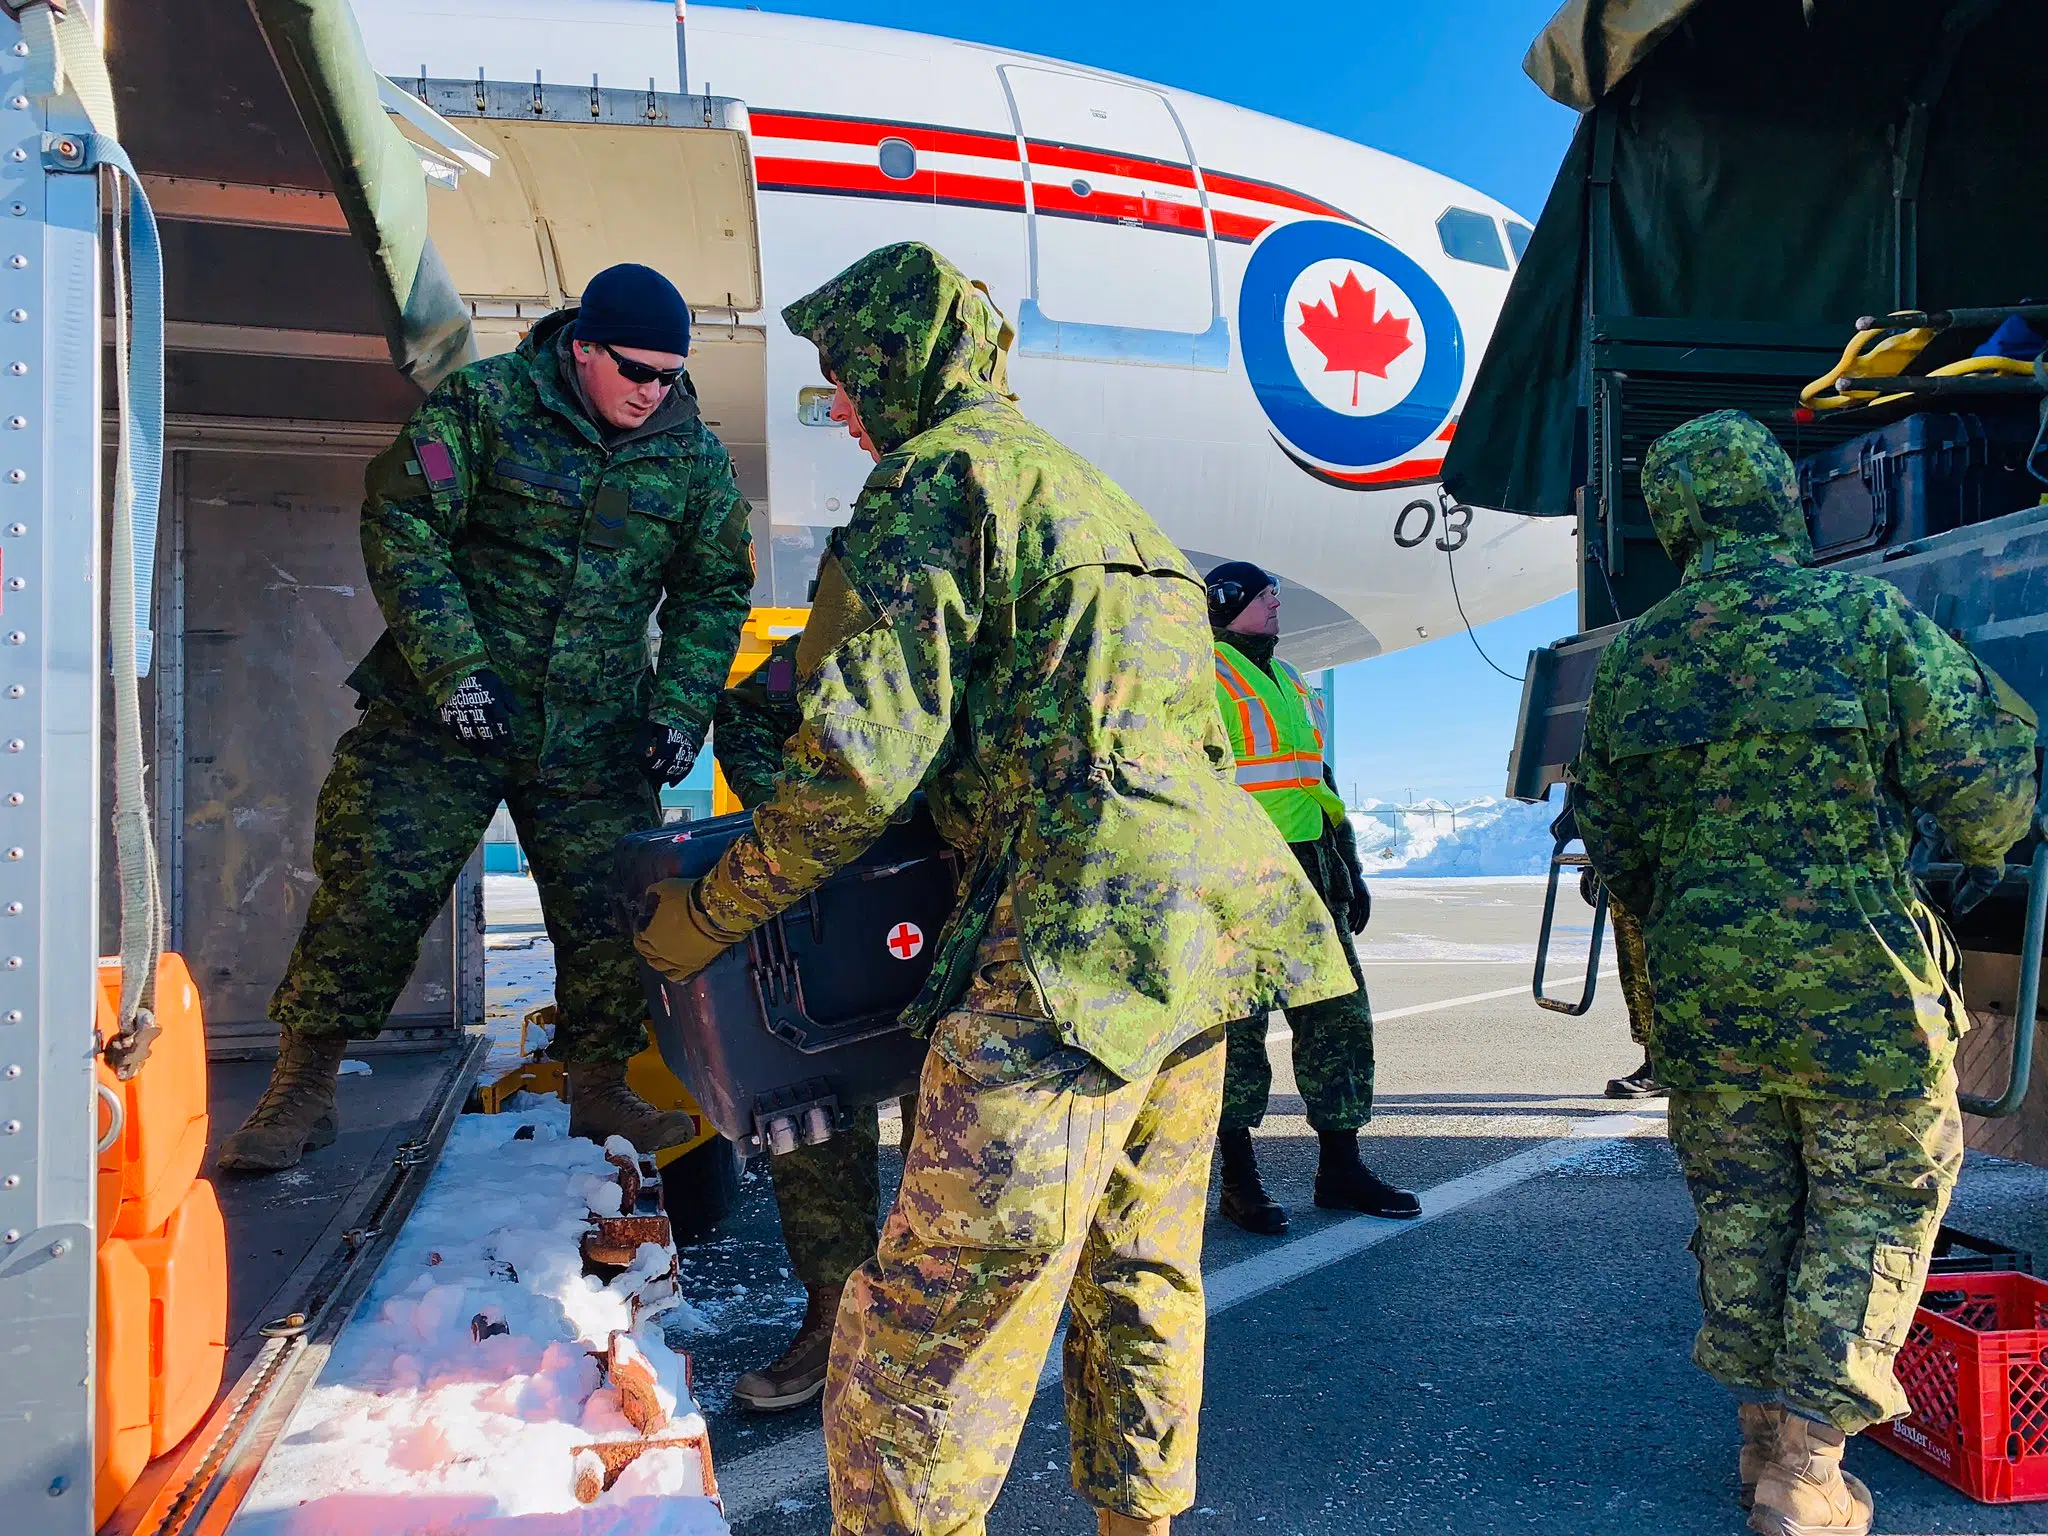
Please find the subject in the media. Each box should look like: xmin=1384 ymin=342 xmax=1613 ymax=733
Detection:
xmin=1352 ymin=797 xmax=1559 ymax=877
xmin=234 ymin=1099 xmax=724 ymax=1536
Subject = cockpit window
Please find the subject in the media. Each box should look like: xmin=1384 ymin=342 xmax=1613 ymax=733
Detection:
xmin=1436 ymin=208 xmax=1509 ymax=270
xmin=1504 ymin=220 xmax=1534 ymax=264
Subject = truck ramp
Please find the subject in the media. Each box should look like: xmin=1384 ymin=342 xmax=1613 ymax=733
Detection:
xmin=104 ymin=1035 xmax=486 ymax=1536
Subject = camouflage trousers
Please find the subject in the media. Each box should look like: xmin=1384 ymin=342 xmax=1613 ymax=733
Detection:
xmin=772 ymin=1096 xmax=918 ymax=1293
xmin=1219 ymin=915 xmax=1371 ymax=1134
xmin=1610 ymin=898 xmax=1655 ymax=1048
xmin=823 ymin=983 xmax=1226 ymax=1532
xmin=270 ymin=704 xmax=658 ymax=1064
xmin=1667 ymin=1078 xmax=1964 ymax=1433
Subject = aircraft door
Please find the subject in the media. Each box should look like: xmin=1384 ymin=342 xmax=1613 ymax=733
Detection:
xmin=999 ymin=66 xmax=1228 ymax=369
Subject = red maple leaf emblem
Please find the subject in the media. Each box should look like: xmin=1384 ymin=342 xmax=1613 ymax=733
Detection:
xmin=1296 ymin=271 xmax=1414 ymax=406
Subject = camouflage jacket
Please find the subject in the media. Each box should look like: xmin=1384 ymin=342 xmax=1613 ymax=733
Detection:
xmin=714 ymin=634 xmax=800 ymax=810
xmin=1574 ymin=411 xmax=2039 ymax=1099
xmin=695 ymin=242 xmax=1352 ymax=1080
xmin=348 ymin=309 xmax=754 ymax=772
xmin=717 ymin=630 xmax=990 ymax=857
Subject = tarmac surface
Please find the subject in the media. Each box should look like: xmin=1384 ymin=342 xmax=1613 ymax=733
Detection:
xmin=497 ymin=874 xmax=2048 ymax=1534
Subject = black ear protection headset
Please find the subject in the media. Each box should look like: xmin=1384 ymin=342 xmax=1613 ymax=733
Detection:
xmin=1206 ymin=564 xmax=1278 ymax=624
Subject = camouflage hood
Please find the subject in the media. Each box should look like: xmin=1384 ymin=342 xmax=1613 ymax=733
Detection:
xmin=780 ymin=242 xmax=1014 ymax=455
xmin=1640 ymin=409 xmax=1811 ymax=576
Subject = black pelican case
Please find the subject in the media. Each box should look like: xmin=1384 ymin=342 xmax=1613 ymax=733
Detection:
xmin=613 ymin=802 xmax=955 ymax=1152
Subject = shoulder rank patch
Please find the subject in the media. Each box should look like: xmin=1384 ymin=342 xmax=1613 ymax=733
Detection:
xmin=414 ymin=438 xmax=459 ymax=492
xmin=866 ymin=455 xmax=913 ymax=493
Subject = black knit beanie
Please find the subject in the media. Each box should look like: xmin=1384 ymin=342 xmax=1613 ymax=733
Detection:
xmin=1206 ymin=560 xmax=1276 ymax=629
xmin=574 ymin=262 xmax=692 ymax=357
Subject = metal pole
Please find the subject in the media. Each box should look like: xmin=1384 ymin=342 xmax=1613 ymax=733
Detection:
xmin=0 ymin=7 xmax=105 ymax=1524
xmin=1319 ymin=667 xmax=1337 ymax=772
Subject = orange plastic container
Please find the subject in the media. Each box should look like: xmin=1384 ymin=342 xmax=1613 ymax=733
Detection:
xmin=96 ymin=1238 xmax=153 ymax=1524
xmin=128 ymin=1178 xmax=228 ymax=1456
xmin=97 ymin=954 xmax=208 ymax=1240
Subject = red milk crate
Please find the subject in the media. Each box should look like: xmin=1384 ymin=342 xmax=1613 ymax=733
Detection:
xmin=1870 ymin=1270 xmax=2048 ymax=1502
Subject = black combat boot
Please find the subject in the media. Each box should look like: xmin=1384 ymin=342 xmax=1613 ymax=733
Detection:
xmin=1605 ymin=1057 xmax=1665 ymax=1098
xmin=1313 ymin=1130 xmax=1420 ymax=1219
xmin=1216 ymin=1128 xmax=1287 ymax=1235
xmin=733 ymin=1283 xmax=841 ymax=1412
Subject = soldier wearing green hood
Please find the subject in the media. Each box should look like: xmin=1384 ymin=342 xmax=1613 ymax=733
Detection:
xmin=634 ymin=242 xmax=1352 ymax=1536
xmin=1573 ymin=410 xmax=2037 ymax=1536
xmin=220 ymin=263 xmax=753 ymax=1175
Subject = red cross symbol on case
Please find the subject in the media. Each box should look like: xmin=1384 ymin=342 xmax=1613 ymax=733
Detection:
xmin=886 ymin=922 xmax=924 ymax=960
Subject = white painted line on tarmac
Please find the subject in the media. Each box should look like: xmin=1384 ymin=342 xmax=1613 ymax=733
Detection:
xmin=1374 ymin=973 xmax=1618 ymax=1021
xmin=716 ymin=1097 xmax=1660 ymax=1523
xmin=1269 ymin=971 xmax=1618 ymax=1040
xmin=1202 ymin=1105 xmax=1662 ymax=1315
xmin=1355 ymin=958 xmax=1543 ymax=966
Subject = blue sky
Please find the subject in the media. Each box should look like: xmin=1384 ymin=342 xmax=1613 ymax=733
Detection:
xmin=728 ymin=0 xmax=1581 ymax=801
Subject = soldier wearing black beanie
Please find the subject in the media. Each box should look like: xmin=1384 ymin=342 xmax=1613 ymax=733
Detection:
xmin=1205 ymin=559 xmax=1417 ymax=1233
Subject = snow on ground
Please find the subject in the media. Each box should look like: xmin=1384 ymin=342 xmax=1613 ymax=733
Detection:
xmin=1353 ymin=796 xmax=1560 ymax=877
xmin=486 ymin=876 xmax=558 ymax=1076
xmin=486 ymin=872 xmax=546 ymax=931
xmin=234 ymin=1097 xmax=725 ymax=1536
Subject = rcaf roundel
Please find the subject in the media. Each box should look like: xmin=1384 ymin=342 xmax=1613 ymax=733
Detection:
xmin=1239 ymin=218 xmax=1464 ymax=484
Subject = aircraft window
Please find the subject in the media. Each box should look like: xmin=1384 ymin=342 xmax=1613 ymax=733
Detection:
xmin=1436 ymin=207 xmax=1509 ymax=270
xmin=1504 ymin=220 xmax=1534 ymax=264
xmin=797 ymin=386 xmax=834 ymax=427
xmin=1071 ymin=178 xmax=1092 ymax=197
xmin=878 ymin=138 xmax=917 ymax=181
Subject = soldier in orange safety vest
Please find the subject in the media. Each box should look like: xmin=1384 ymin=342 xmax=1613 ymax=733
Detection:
xmin=1207 ymin=561 xmax=1420 ymax=1232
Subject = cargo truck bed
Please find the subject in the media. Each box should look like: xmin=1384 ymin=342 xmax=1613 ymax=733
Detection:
xmin=104 ymin=1034 xmax=486 ymax=1536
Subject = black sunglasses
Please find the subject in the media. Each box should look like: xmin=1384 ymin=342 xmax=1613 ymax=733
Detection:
xmin=597 ymin=342 xmax=683 ymax=388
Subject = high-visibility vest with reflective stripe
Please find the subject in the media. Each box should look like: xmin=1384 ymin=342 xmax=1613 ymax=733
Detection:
xmin=1214 ymin=640 xmax=1349 ymax=843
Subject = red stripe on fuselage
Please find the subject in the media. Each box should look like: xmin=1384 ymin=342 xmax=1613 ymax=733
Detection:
xmin=749 ymin=109 xmax=1019 ymax=164
xmin=748 ymin=108 xmax=1356 ymax=243
xmin=754 ymin=155 xmax=1026 ymax=214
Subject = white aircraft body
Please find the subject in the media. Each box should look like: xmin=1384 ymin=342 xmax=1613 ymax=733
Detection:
xmin=353 ymin=0 xmax=1574 ymax=669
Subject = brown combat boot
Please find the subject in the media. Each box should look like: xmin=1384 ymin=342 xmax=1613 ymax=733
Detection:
xmin=1749 ymin=1415 xmax=1873 ymax=1536
xmin=733 ymin=1283 xmax=841 ymax=1412
xmin=216 ymin=1029 xmax=347 ymax=1174
xmin=1097 ymin=1512 xmax=1170 ymax=1536
xmin=1739 ymin=1402 xmax=1788 ymax=1509
xmin=565 ymin=1060 xmax=697 ymax=1152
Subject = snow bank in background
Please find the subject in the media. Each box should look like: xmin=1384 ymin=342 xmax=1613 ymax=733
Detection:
xmin=234 ymin=1099 xmax=724 ymax=1536
xmin=1352 ymin=797 xmax=1559 ymax=877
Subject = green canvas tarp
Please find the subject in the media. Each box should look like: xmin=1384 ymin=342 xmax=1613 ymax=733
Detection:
xmin=1444 ymin=0 xmax=2047 ymax=519
xmin=249 ymin=0 xmax=476 ymax=388
xmin=1523 ymin=0 xmax=1709 ymax=113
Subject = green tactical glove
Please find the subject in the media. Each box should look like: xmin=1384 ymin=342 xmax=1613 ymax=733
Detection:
xmin=633 ymin=877 xmax=750 ymax=982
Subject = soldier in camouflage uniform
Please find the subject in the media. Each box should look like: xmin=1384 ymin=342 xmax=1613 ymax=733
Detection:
xmin=634 ymin=242 xmax=1352 ymax=1536
xmin=1578 ymin=863 xmax=1662 ymax=1097
xmin=220 ymin=263 xmax=753 ymax=1174
xmin=1573 ymin=411 xmax=2038 ymax=1535
xmin=712 ymin=633 xmax=919 ymax=1413
xmin=1203 ymin=561 xmax=1419 ymax=1234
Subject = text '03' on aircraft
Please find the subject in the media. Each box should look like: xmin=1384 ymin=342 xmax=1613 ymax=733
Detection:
xmin=352 ymin=0 xmax=1575 ymax=669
